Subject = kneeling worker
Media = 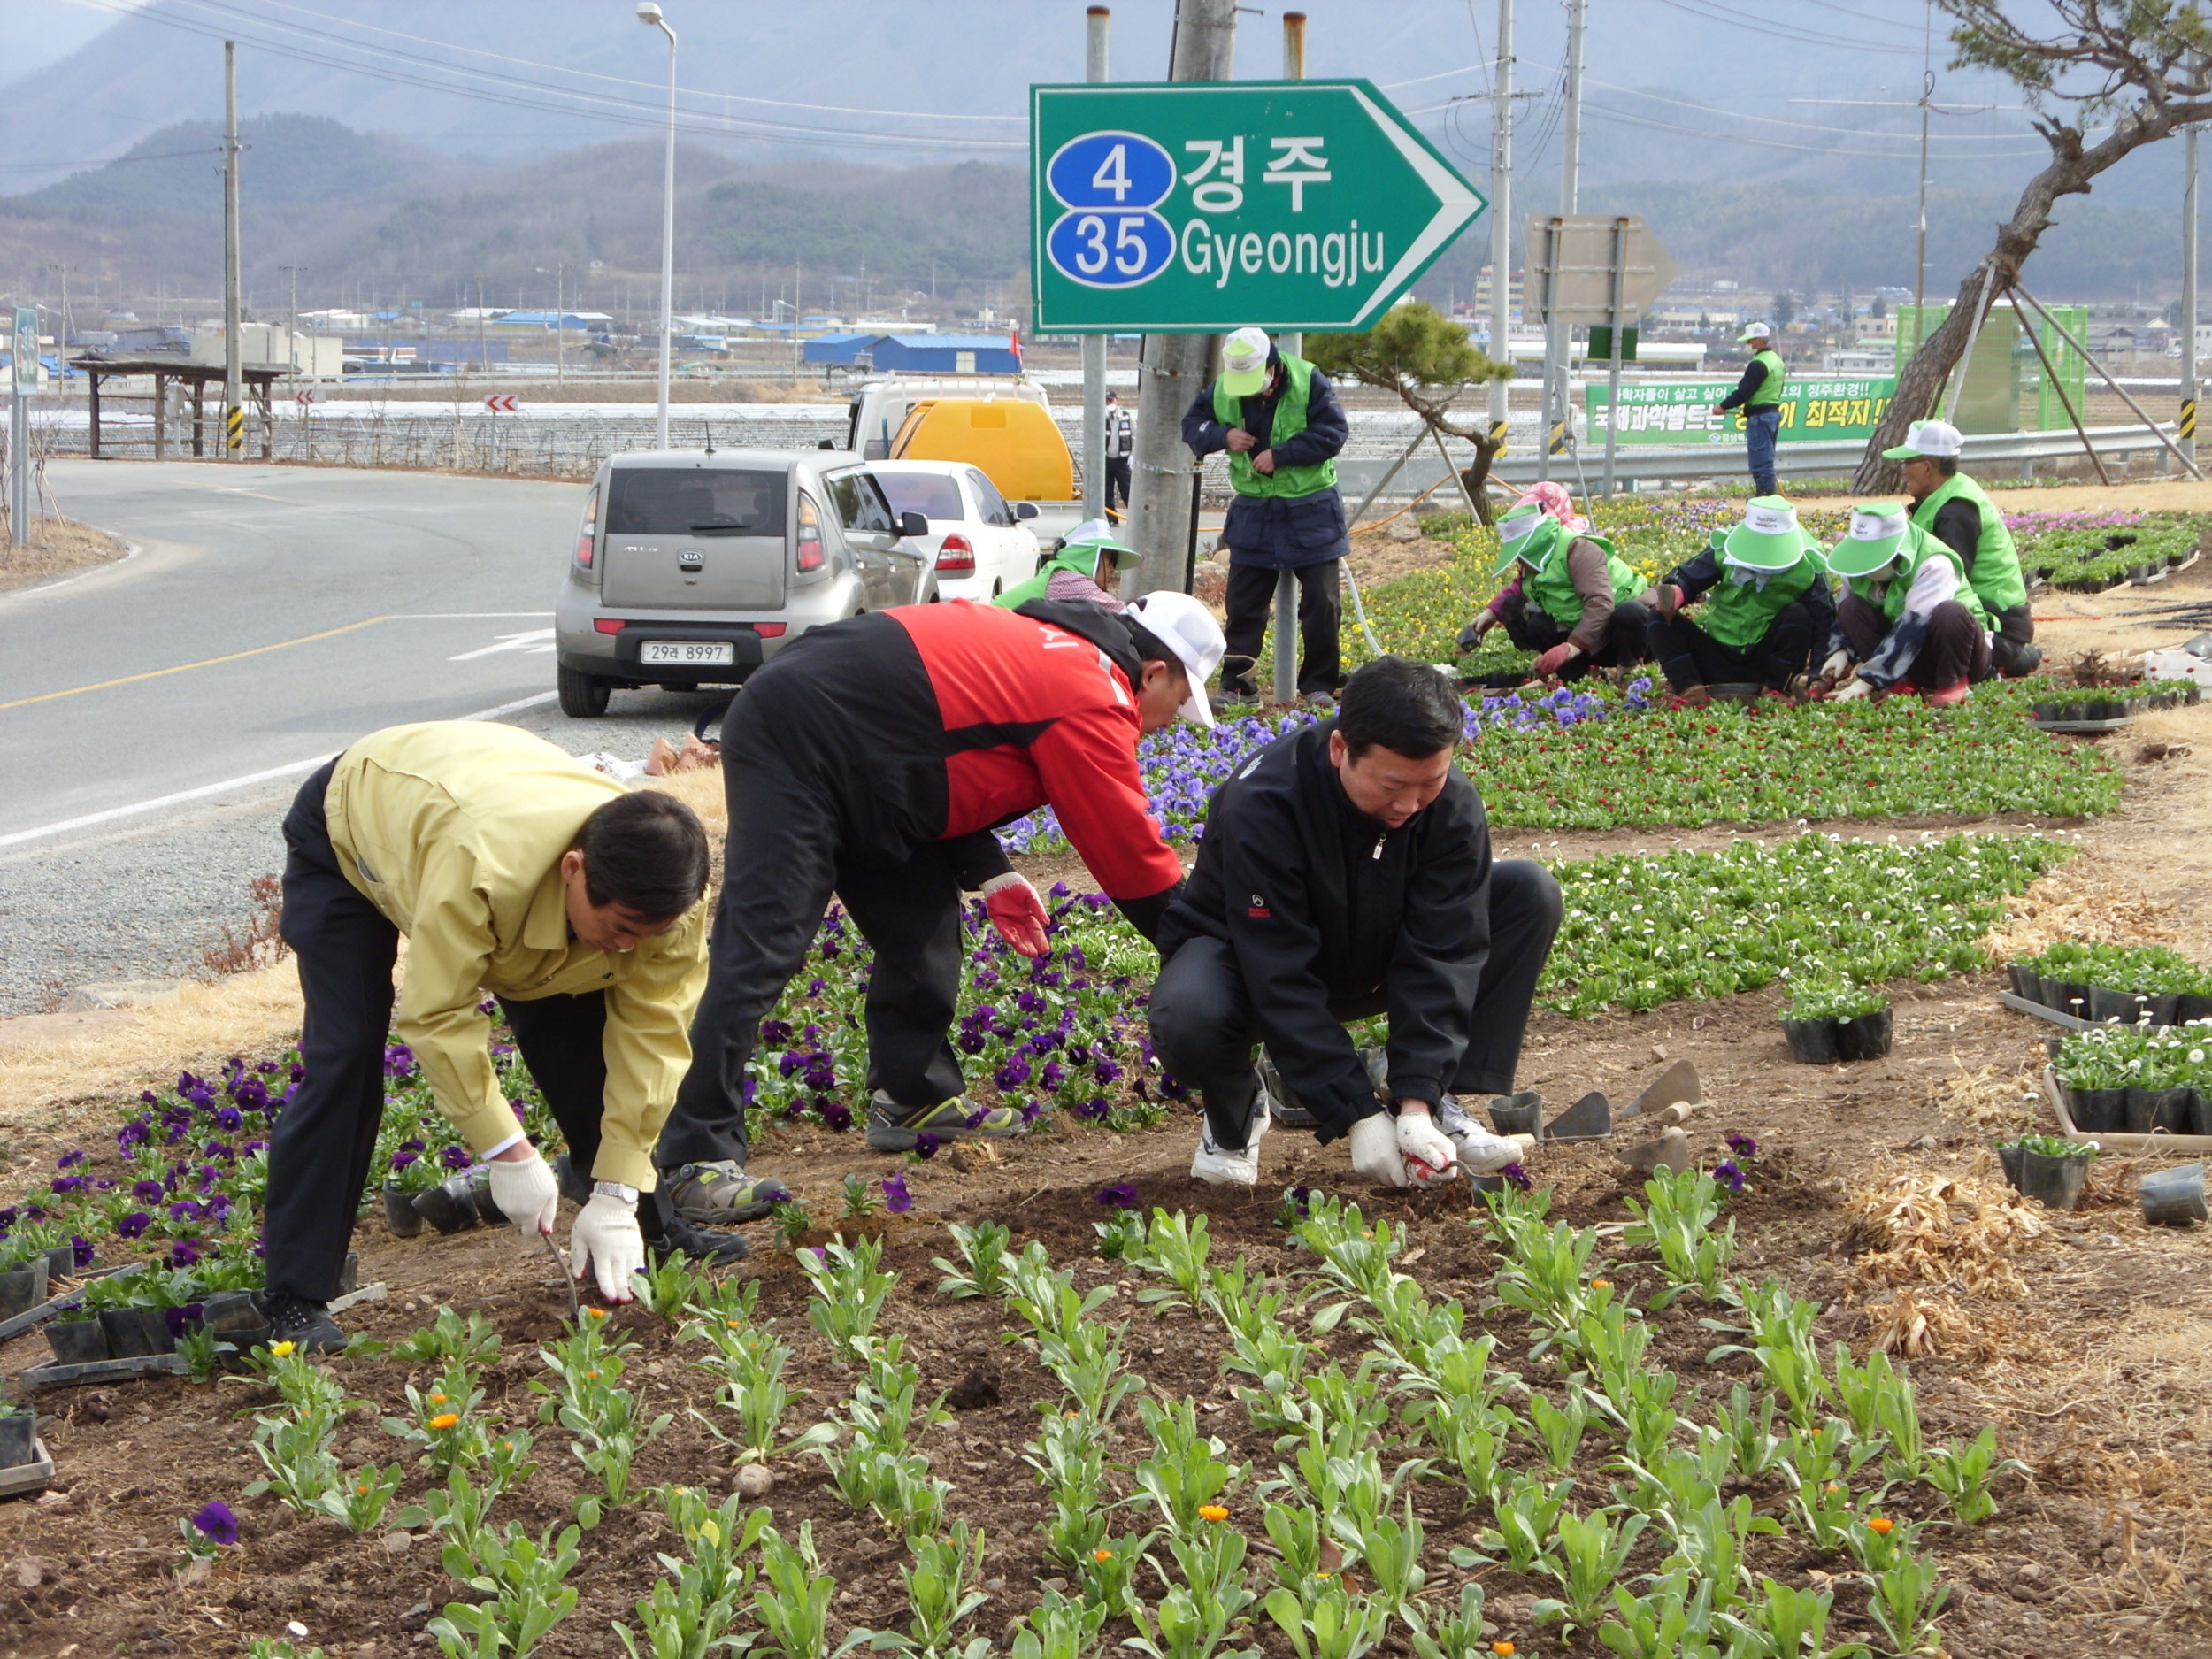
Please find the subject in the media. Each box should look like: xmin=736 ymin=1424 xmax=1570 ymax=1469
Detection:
xmin=1884 ymin=419 xmax=2039 ymax=676
xmin=995 ymin=519 xmax=1128 ymax=612
xmin=1150 ymin=656 xmax=1563 ymax=1189
xmin=265 ymin=722 xmax=725 ymax=1351
xmin=657 ymin=592 xmax=1223 ymax=1217
xmin=1458 ymin=501 xmax=1652 ymax=681
xmin=1646 ymin=495 xmax=1833 ymax=704
xmin=1813 ymin=503 xmax=1992 ymax=705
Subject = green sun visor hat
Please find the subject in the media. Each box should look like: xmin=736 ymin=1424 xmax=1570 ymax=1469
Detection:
xmin=1827 ymin=502 xmax=1913 ymax=578
xmin=1491 ymin=503 xmax=1563 ymax=575
xmin=1063 ymin=534 xmax=1136 ymax=577
xmin=1720 ymin=495 xmax=1819 ymax=572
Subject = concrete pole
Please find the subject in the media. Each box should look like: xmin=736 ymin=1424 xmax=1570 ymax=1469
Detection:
xmin=1081 ymin=6 xmax=1110 ymax=519
xmin=1486 ymin=0 xmax=1513 ymax=448
xmin=223 ymin=40 xmax=242 ymax=459
xmin=648 ymin=7 xmax=679 ymax=449
xmin=9 ymin=309 xmax=28 ymax=547
xmin=2185 ymin=121 xmax=2200 ymax=466
xmin=1540 ymin=0 xmax=1583 ymax=482
xmin=1126 ymin=0 xmax=1237 ymax=595
xmin=1271 ymin=10 xmax=1307 ymax=705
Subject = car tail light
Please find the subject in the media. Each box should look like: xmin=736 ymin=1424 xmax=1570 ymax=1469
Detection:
xmin=795 ymin=494 xmax=825 ymax=573
xmin=755 ymin=622 xmax=787 ymax=638
xmin=573 ymin=487 xmax=599 ymax=570
xmin=936 ymin=534 xmax=975 ymax=573
xmin=594 ymin=618 xmax=625 ymax=634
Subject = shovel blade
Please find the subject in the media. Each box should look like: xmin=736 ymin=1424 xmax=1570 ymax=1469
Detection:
xmin=1622 ymin=1058 xmax=1701 ymax=1119
xmin=1544 ymin=1091 xmax=1612 ymax=1141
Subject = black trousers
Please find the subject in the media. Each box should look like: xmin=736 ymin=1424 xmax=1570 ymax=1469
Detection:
xmin=1104 ymin=456 xmax=1132 ymax=511
xmin=1223 ymin=559 xmax=1342 ymax=696
xmin=265 ymin=763 xmax=643 ymax=1305
xmin=654 ymin=697 xmax=969 ymax=1173
xmin=1647 ymin=602 xmax=1816 ymax=693
xmin=1988 ymin=603 xmax=2039 ymax=676
xmin=1495 ymin=592 xmax=1653 ymax=680
xmin=1148 ymin=859 xmax=1563 ymax=1152
xmin=1838 ymin=595 xmax=1993 ymax=692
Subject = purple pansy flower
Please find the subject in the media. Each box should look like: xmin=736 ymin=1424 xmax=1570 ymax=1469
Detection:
xmin=190 ymin=1501 xmax=239 ymax=1547
xmin=881 ymin=1172 xmax=912 ymax=1214
xmin=1096 ymin=1181 xmax=1139 ymax=1210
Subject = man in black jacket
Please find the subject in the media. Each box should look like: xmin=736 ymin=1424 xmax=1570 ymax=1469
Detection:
xmin=1150 ymin=656 xmax=1562 ymax=1188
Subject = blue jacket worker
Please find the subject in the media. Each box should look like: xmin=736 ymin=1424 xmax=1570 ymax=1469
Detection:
xmin=1712 ymin=321 xmax=1787 ymax=496
xmin=1646 ymin=496 xmax=1835 ymax=706
xmin=1182 ymin=326 xmax=1351 ymax=704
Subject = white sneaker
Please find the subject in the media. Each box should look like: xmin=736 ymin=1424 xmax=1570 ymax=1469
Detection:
xmin=1191 ymin=1102 xmax=1270 ymax=1187
xmin=1435 ymin=1094 xmax=1524 ymax=1174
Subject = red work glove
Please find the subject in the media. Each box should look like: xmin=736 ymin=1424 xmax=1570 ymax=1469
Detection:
xmin=979 ymin=872 xmax=1050 ymax=957
xmin=1531 ymin=641 xmax=1581 ymax=679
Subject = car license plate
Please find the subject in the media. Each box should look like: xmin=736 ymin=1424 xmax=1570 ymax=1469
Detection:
xmin=640 ymin=640 xmax=734 ymax=666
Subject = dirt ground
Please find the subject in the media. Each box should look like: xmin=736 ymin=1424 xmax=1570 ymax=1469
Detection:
xmin=0 ymin=515 xmax=129 ymax=595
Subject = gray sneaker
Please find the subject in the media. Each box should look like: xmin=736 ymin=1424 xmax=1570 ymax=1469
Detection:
xmin=864 ymin=1092 xmax=1027 ymax=1153
xmin=661 ymin=1160 xmax=790 ymax=1226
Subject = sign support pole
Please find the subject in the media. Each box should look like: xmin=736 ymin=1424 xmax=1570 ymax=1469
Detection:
xmin=1125 ymin=0 xmax=1238 ymax=597
xmin=1080 ymin=6 xmax=1110 ymax=521
xmin=1486 ymin=0 xmax=1513 ymax=453
xmin=1601 ymin=215 xmax=1626 ymax=498
xmin=1272 ymin=10 xmax=1306 ymax=707
xmin=2185 ymin=119 xmax=2200 ymax=468
xmin=1540 ymin=0 xmax=1585 ymax=483
xmin=8 ymin=308 xmax=31 ymax=548
xmin=222 ymin=40 xmax=242 ymax=460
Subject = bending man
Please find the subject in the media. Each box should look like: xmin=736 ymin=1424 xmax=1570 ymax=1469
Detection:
xmin=265 ymin=722 xmax=721 ymax=1350
xmin=1150 ymin=657 xmax=1562 ymax=1189
xmin=658 ymin=594 xmax=1223 ymax=1220
xmin=1647 ymin=496 xmax=1833 ymax=705
xmin=1813 ymin=503 xmax=1992 ymax=706
xmin=1459 ymin=501 xmax=1651 ymax=681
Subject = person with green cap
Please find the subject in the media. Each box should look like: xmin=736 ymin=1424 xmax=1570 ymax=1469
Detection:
xmin=995 ymin=518 xmax=1129 ymax=613
xmin=1457 ymin=501 xmax=1651 ymax=681
xmin=1882 ymin=418 xmax=2039 ymax=676
xmin=1812 ymin=502 xmax=1992 ymax=707
xmin=1645 ymin=496 xmax=1834 ymax=706
xmin=1712 ymin=322 xmax=1787 ymax=496
xmin=1181 ymin=325 xmax=1351 ymax=704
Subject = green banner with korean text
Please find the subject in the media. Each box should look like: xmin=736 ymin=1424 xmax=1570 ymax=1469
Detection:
xmin=1586 ymin=375 xmax=1896 ymax=446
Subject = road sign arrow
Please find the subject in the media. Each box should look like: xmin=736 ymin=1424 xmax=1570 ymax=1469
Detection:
xmin=293 ymin=388 xmax=320 ymax=405
xmin=484 ymin=394 xmax=519 ymax=412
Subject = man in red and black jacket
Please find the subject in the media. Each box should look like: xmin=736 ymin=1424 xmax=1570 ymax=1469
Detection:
xmin=654 ymin=592 xmax=1224 ymax=1225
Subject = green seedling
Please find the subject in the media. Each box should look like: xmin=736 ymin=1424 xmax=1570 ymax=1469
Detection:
xmin=1405 ymin=1581 xmax=1489 ymax=1659
xmin=754 ymin=1523 xmax=873 ymax=1659
xmin=1094 ymin=1210 xmax=1148 ymax=1262
xmin=1536 ymin=1507 xmax=1648 ymax=1637
xmin=317 ymin=1459 xmax=407 ymax=1534
xmin=1525 ymin=1387 xmax=1592 ymax=1475
xmin=1866 ymin=1550 xmax=1950 ymax=1655
xmin=800 ymin=1237 xmax=895 ymax=1362
xmin=1703 ymin=1383 xmax=1784 ymax=1481
xmin=1075 ymin=1530 xmax=1147 ymax=1615
xmin=1028 ymin=1411 xmax=1112 ymax=1569
xmin=1656 ymin=1495 xmax=1781 ymax=1612
xmin=392 ymin=1305 xmax=504 ymax=1367
xmin=1596 ymin=1571 xmax=1722 ymax=1659
xmin=1131 ymin=1395 xmax=1245 ymax=1534
xmin=1922 ymin=1425 xmax=2020 ymax=1525
xmin=1481 ymin=1473 xmax=1571 ymax=1576
xmin=429 ymin=1519 xmax=582 ymax=1659
xmin=891 ymin=1522 xmax=991 ymax=1659
xmin=657 ymin=1486 xmax=772 ymax=1608
xmin=614 ymin=1570 xmax=752 ymax=1659
xmin=1263 ymin=1578 xmax=1389 ymax=1659
xmin=1707 ymin=1282 xmax=1831 ymax=1429
xmin=770 ymin=1199 xmax=814 ymax=1254
xmin=1342 ymin=1502 xmax=1427 ymax=1625
xmin=629 ymin=1254 xmax=710 ymax=1322
xmin=1128 ymin=1209 xmax=1213 ymax=1309
xmin=1624 ymin=1166 xmax=1737 ymax=1306
xmin=1730 ymin=1576 xmax=1869 ymax=1659
xmin=933 ymin=1221 xmax=1016 ymax=1299
xmin=1010 ymin=1590 xmax=1109 ymax=1659
xmin=1123 ymin=1525 xmax=1259 ymax=1659
xmin=840 ymin=1172 xmax=883 ymax=1219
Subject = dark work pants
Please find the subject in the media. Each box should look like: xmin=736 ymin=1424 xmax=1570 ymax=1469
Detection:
xmin=265 ymin=764 xmax=658 ymax=1304
xmin=1647 ymin=602 xmax=1816 ymax=693
xmin=1988 ymin=603 xmax=2039 ymax=676
xmin=1838 ymin=595 xmax=1993 ymax=692
xmin=1495 ymin=591 xmax=1654 ymax=680
xmin=1224 ymin=559 xmax=1342 ymax=696
xmin=653 ymin=698 xmax=968 ymax=1174
xmin=1104 ymin=457 xmax=1132 ymax=511
xmin=1744 ymin=407 xmax=1781 ymax=496
xmin=1148 ymin=860 xmax=1564 ymax=1152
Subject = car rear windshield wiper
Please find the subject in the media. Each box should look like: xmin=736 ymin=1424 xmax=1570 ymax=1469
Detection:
xmin=688 ymin=518 xmax=763 ymax=534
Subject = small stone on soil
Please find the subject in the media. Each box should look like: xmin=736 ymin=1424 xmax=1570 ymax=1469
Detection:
xmin=735 ymin=1463 xmax=776 ymax=1498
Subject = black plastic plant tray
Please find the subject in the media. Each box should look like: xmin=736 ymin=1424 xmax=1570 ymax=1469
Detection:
xmin=17 ymin=1352 xmax=188 ymax=1392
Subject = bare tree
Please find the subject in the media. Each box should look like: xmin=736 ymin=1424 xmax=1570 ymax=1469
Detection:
xmin=1855 ymin=1 xmax=2212 ymax=491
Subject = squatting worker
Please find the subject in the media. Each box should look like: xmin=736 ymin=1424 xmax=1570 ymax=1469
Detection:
xmin=264 ymin=722 xmax=726 ymax=1353
xmin=1713 ymin=321 xmax=1787 ymax=497
xmin=1884 ymin=419 xmax=2039 ymax=676
xmin=657 ymin=592 xmax=1225 ymax=1222
xmin=1645 ymin=496 xmax=1834 ymax=706
xmin=1150 ymin=657 xmax=1563 ymax=1190
xmin=995 ymin=519 xmax=1129 ymax=612
xmin=1811 ymin=502 xmax=1993 ymax=707
xmin=1457 ymin=501 xmax=1651 ymax=681
xmin=1102 ymin=391 xmax=1133 ymax=513
xmin=1182 ymin=325 xmax=1351 ymax=707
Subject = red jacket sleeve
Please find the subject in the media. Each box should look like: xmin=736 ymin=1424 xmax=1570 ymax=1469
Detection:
xmin=1025 ymin=703 xmax=1183 ymax=900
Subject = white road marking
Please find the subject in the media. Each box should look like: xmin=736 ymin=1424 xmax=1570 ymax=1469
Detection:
xmin=449 ymin=628 xmax=557 ymax=661
xmin=390 ymin=612 xmax=557 ymax=620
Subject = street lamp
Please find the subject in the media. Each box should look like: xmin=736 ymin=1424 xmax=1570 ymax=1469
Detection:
xmin=638 ymin=1 xmax=676 ymax=449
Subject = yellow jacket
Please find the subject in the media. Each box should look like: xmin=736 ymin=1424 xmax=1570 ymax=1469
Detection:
xmin=324 ymin=722 xmax=709 ymax=1189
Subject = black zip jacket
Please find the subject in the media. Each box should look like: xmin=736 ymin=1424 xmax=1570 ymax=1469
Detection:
xmin=1156 ymin=719 xmax=1493 ymax=1141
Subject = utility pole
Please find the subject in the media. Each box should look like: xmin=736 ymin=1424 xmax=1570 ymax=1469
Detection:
xmin=223 ymin=40 xmax=243 ymax=460
xmin=1540 ymin=0 xmax=1584 ymax=483
xmin=639 ymin=2 xmax=678 ymax=448
xmin=9 ymin=305 xmax=32 ymax=548
xmin=1271 ymin=10 xmax=1308 ymax=706
xmin=1127 ymin=0 xmax=1237 ymax=595
xmin=1081 ymin=5 xmax=1110 ymax=519
xmin=2185 ymin=119 xmax=2200 ymax=466
xmin=279 ymin=264 xmax=302 ymax=383
xmin=1487 ymin=0 xmax=1514 ymax=453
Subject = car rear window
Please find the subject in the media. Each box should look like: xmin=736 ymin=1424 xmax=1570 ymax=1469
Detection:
xmin=605 ymin=468 xmax=787 ymax=536
xmin=872 ymin=472 xmax=964 ymax=524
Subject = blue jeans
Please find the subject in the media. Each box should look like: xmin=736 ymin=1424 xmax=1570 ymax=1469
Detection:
xmin=1744 ymin=407 xmax=1781 ymax=496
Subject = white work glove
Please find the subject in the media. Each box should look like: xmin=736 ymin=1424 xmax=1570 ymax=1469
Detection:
xmin=1395 ymin=1110 xmax=1461 ymax=1187
xmin=1832 ymin=678 xmax=1874 ymax=703
xmin=485 ymin=1150 xmax=560 ymax=1237
xmin=1348 ymin=1112 xmax=1409 ymax=1188
xmin=1819 ymin=649 xmax=1853 ymax=683
xmin=570 ymin=1190 xmax=645 ymax=1302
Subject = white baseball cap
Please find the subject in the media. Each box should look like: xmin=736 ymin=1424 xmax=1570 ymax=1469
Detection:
xmin=1882 ymin=419 xmax=1964 ymax=460
xmin=1219 ymin=326 xmax=1273 ymax=396
xmin=1739 ymin=321 xmax=1771 ymax=342
xmin=1125 ymin=590 xmax=1226 ymax=727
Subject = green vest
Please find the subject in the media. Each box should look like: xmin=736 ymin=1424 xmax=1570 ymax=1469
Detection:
xmin=1847 ymin=524 xmax=1992 ymax=630
xmin=1213 ymin=354 xmax=1339 ymax=499
xmin=1701 ymin=553 xmax=1822 ymax=649
xmin=995 ymin=542 xmax=1107 ymax=611
xmin=1747 ymin=349 xmax=1786 ymax=408
xmin=1525 ymin=533 xmax=1642 ymax=629
xmin=1910 ymin=472 xmax=2028 ymax=614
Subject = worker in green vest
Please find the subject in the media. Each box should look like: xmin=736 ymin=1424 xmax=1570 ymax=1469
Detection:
xmin=1881 ymin=419 xmax=2039 ymax=675
xmin=1181 ymin=326 xmax=1351 ymax=706
xmin=1459 ymin=501 xmax=1652 ymax=681
xmin=1712 ymin=321 xmax=1787 ymax=496
xmin=995 ymin=520 xmax=1129 ymax=612
xmin=1812 ymin=503 xmax=1993 ymax=708
xmin=1645 ymin=496 xmax=1834 ymax=706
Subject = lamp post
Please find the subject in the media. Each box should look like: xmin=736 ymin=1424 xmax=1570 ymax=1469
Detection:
xmin=638 ymin=1 xmax=677 ymax=449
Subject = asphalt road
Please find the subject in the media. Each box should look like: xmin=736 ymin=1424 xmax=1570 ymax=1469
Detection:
xmin=0 ymin=461 xmax=726 ymax=1011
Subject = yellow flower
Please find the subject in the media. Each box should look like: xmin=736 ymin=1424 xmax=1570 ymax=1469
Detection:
xmin=1868 ymin=1517 xmax=1894 ymax=1535
xmin=1198 ymin=1504 xmax=1229 ymax=1523
xmin=1314 ymin=1571 xmax=1333 ymax=1581
xmin=269 ymin=1340 xmax=296 ymax=1358
xmin=427 ymin=1413 xmax=460 ymax=1431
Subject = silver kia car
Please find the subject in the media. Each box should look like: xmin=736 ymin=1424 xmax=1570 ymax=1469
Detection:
xmin=553 ymin=448 xmax=933 ymax=717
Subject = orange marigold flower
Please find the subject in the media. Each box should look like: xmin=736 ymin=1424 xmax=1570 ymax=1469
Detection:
xmin=1868 ymin=1517 xmax=1894 ymax=1535
xmin=428 ymin=1392 xmax=449 ymax=1404
xmin=1094 ymin=1548 xmax=1113 ymax=1563
xmin=1491 ymin=1644 xmax=1517 ymax=1656
xmin=1198 ymin=1504 xmax=1229 ymax=1522
xmin=1591 ymin=1279 xmax=1611 ymax=1289
xmin=427 ymin=1412 xmax=461 ymax=1430
xmin=586 ymin=1307 xmax=609 ymax=1321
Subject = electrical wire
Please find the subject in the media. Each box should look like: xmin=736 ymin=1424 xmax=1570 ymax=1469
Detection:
xmin=0 ymin=145 xmax=226 ymax=174
xmin=1578 ymin=100 xmax=2050 ymax=158
xmin=1647 ymin=0 xmax=1929 ymax=55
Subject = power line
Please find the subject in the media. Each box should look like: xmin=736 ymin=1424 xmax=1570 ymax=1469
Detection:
xmin=0 ymin=145 xmax=226 ymax=174
xmin=1578 ymin=100 xmax=2048 ymax=158
xmin=1647 ymin=0 xmax=1929 ymax=56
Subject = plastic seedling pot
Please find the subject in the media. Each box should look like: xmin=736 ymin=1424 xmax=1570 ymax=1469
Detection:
xmin=2192 ymin=1089 xmax=2212 ymax=1139
xmin=383 ymin=1181 xmax=426 ymax=1238
xmin=42 ymin=1246 xmax=75 ymax=1283
xmin=2175 ymin=994 xmax=2212 ymax=1025
xmin=98 ymin=1307 xmax=173 ymax=1359
xmin=0 ymin=1257 xmax=49 ymax=1320
xmin=411 ymin=1177 xmax=482 ymax=1234
xmin=2139 ymin=1164 xmax=2208 ymax=1227
xmin=1998 ymin=1144 xmax=2026 ymax=1191
xmin=2153 ymin=1087 xmax=2197 ymax=1134
xmin=2123 ymin=1086 xmax=2162 ymax=1134
xmin=2069 ymin=1087 xmax=2126 ymax=1133
xmin=0 ymin=1414 xmax=35 ymax=1469
xmin=46 ymin=1317 xmax=107 ymax=1365
xmin=2016 ymin=1148 xmax=2093 ymax=1210
xmin=2089 ymin=987 xmax=2153 ymax=1025
xmin=2007 ymin=964 xmax=2042 ymax=1002
xmin=1708 ymin=682 xmax=1763 ymax=703
xmin=1782 ymin=1018 xmax=1839 ymax=1065
xmin=2045 ymin=979 xmax=2093 ymax=1018
xmin=1834 ymin=1008 xmax=1894 ymax=1062
xmin=465 ymin=1165 xmax=508 ymax=1227
xmin=1488 ymin=1092 xmax=1543 ymax=1136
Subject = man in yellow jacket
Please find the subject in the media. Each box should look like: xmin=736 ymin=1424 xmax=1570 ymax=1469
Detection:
xmin=262 ymin=722 xmax=725 ymax=1350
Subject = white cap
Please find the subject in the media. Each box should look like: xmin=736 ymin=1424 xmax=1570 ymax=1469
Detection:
xmin=1219 ymin=326 xmax=1273 ymax=396
xmin=1882 ymin=419 xmax=1964 ymax=460
xmin=1059 ymin=516 xmax=1114 ymax=547
xmin=1125 ymin=590 xmax=1226 ymax=727
xmin=1739 ymin=321 xmax=1771 ymax=342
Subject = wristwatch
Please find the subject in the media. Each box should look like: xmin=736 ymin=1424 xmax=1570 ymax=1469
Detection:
xmin=593 ymin=1179 xmax=640 ymax=1206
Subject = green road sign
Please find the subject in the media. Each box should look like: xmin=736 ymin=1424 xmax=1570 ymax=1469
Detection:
xmin=1586 ymin=375 xmax=1897 ymax=447
xmin=1030 ymin=80 xmax=1485 ymax=334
